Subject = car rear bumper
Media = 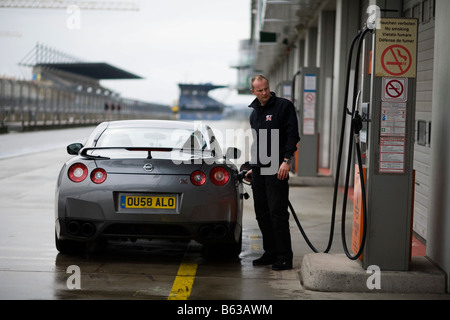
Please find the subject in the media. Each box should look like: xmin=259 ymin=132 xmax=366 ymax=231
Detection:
xmin=56 ymin=217 xmax=241 ymax=245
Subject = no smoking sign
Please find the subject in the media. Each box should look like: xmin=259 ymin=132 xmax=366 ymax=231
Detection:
xmin=381 ymin=45 xmax=412 ymax=77
xmin=304 ymin=92 xmax=316 ymax=104
xmin=382 ymin=78 xmax=408 ymax=102
xmin=375 ymin=18 xmax=417 ymax=79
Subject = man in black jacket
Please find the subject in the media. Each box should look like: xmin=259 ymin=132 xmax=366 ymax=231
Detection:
xmin=246 ymin=75 xmax=300 ymax=271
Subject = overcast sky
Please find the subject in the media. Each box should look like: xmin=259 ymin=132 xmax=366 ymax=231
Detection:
xmin=0 ymin=0 xmax=253 ymax=106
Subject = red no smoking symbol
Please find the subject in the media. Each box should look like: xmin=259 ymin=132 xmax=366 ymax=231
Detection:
xmin=386 ymin=80 xmax=404 ymax=98
xmin=381 ymin=45 xmax=412 ymax=76
xmin=304 ymin=92 xmax=315 ymax=103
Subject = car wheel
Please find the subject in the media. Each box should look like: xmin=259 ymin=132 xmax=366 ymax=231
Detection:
xmin=205 ymin=231 xmax=242 ymax=258
xmin=227 ymin=231 xmax=243 ymax=257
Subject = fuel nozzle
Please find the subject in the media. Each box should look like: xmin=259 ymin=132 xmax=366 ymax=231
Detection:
xmin=237 ymin=170 xmax=250 ymax=200
xmin=352 ymin=111 xmax=364 ymax=143
xmin=237 ymin=163 xmax=252 ymax=200
xmin=237 ymin=170 xmax=246 ymax=182
xmin=237 ymin=170 xmax=252 ymax=182
xmin=237 ymin=162 xmax=252 ymax=182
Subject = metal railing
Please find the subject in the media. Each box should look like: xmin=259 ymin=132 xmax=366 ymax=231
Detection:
xmin=0 ymin=77 xmax=173 ymax=133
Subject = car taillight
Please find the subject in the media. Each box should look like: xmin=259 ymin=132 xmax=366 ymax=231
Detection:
xmin=210 ymin=167 xmax=230 ymax=186
xmin=68 ymin=163 xmax=88 ymax=183
xmin=91 ymin=168 xmax=107 ymax=184
xmin=190 ymin=171 xmax=206 ymax=186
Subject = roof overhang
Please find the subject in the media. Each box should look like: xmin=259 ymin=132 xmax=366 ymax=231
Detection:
xmin=254 ymin=0 xmax=328 ymax=74
xmin=35 ymin=62 xmax=142 ymax=80
xmin=178 ymin=84 xmax=227 ymax=92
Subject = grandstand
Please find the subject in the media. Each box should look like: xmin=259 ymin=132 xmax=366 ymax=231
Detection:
xmin=0 ymin=43 xmax=173 ymax=133
xmin=177 ymin=83 xmax=227 ymax=120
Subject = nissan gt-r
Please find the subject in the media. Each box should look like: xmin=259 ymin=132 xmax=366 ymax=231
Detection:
xmin=55 ymin=120 xmax=244 ymax=256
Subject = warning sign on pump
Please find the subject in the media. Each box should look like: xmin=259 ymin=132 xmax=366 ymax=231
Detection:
xmin=379 ymin=137 xmax=406 ymax=174
xmin=381 ymin=102 xmax=407 ymax=137
xmin=375 ymin=18 xmax=418 ymax=78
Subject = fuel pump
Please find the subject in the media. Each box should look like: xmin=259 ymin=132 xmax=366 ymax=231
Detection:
xmin=361 ymin=17 xmax=418 ymax=271
xmin=293 ymin=67 xmax=320 ymax=177
xmin=289 ymin=16 xmax=418 ymax=271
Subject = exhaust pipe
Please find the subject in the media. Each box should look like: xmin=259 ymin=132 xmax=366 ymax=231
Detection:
xmin=199 ymin=224 xmax=228 ymax=240
xmin=199 ymin=225 xmax=213 ymax=240
xmin=213 ymin=225 xmax=227 ymax=239
xmin=67 ymin=221 xmax=80 ymax=235
xmin=81 ymin=222 xmax=95 ymax=237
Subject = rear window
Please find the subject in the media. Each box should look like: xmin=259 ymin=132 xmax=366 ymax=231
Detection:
xmin=95 ymin=127 xmax=207 ymax=150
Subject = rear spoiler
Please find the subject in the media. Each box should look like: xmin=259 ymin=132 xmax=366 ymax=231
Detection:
xmin=79 ymin=147 xmax=211 ymax=160
xmin=80 ymin=147 xmax=174 ymax=160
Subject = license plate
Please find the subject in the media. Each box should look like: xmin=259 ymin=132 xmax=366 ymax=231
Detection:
xmin=120 ymin=195 xmax=176 ymax=209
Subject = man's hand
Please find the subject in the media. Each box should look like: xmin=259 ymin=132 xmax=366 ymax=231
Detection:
xmin=245 ymin=169 xmax=253 ymax=183
xmin=277 ymin=162 xmax=290 ymax=180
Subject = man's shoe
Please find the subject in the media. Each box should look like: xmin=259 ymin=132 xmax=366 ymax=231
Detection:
xmin=253 ymin=254 xmax=277 ymax=266
xmin=272 ymin=259 xmax=293 ymax=271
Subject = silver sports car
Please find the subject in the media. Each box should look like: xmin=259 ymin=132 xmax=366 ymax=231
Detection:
xmin=55 ymin=120 xmax=244 ymax=256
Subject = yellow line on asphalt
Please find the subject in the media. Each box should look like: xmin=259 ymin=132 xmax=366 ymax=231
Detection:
xmin=168 ymin=258 xmax=198 ymax=300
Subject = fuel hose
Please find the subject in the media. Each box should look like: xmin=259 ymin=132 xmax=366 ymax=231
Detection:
xmin=289 ymin=26 xmax=373 ymax=260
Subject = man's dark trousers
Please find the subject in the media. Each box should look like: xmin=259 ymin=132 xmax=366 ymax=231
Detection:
xmin=251 ymin=166 xmax=293 ymax=262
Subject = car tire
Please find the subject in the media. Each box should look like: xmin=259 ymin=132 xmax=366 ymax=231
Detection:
xmin=55 ymin=231 xmax=85 ymax=254
xmin=204 ymin=231 xmax=242 ymax=258
xmin=228 ymin=231 xmax=243 ymax=257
